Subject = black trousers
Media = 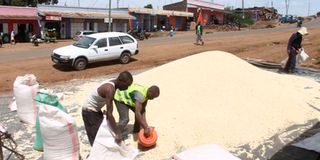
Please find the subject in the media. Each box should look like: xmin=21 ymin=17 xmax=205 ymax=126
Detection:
xmin=82 ymin=109 xmax=103 ymax=146
xmin=284 ymin=49 xmax=298 ymax=73
xmin=114 ymin=100 xmax=145 ymax=139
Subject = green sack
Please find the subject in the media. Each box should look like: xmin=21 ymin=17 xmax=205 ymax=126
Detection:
xmin=33 ymin=92 xmax=67 ymax=151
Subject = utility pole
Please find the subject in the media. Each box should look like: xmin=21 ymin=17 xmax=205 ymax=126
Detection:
xmin=117 ymin=0 xmax=120 ymax=8
xmin=242 ymin=0 xmax=245 ymax=19
xmin=78 ymin=0 xmax=80 ymax=7
xmin=308 ymin=0 xmax=310 ymax=16
xmin=285 ymin=0 xmax=290 ymax=16
xmin=108 ymin=0 xmax=112 ymax=32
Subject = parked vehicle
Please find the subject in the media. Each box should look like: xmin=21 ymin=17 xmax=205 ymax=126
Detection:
xmin=279 ymin=15 xmax=297 ymax=23
xmin=0 ymin=33 xmax=10 ymax=43
xmin=31 ymin=34 xmax=39 ymax=46
xmin=127 ymin=30 xmax=150 ymax=40
xmin=73 ymin=30 xmax=97 ymax=41
xmin=51 ymin=32 xmax=139 ymax=70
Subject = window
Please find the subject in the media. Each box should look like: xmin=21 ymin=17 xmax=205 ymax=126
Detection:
xmin=73 ymin=36 xmax=96 ymax=49
xmin=108 ymin=37 xmax=122 ymax=46
xmin=95 ymin=38 xmax=107 ymax=48
xmin=119 ymin=36 xmax=134 ymax=44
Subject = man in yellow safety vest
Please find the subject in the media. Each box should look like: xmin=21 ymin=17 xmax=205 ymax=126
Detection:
xmin=114 ymin=84 xmax=160 ymax=140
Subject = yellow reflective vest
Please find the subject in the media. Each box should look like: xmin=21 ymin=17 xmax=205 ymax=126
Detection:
xmin=114 ymin=84 xmax=148 ymax=107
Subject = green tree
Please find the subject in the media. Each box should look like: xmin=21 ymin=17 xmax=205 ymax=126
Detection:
xmin=144 ymin=4 xmax=153 ymax=9
xmin=224 ymin=12 xmax=253 ymax=28
xmin=7 ymin=0 xmax=58 ymax=6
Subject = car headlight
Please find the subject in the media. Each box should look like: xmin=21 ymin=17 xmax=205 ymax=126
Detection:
xmin=60 ymin=55 xmax=70 ymax=60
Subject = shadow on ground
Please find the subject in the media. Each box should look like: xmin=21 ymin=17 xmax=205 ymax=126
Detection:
xmin=52 ymin=58 xmax=138 ymax=72
xmin=270 ymin=122 xmax=320 ymax=160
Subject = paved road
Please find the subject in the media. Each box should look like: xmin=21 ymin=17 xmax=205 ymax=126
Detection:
xmin=1 ymin=18 xmax=319 ymax=63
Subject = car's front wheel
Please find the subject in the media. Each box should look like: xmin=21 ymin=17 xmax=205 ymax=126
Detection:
xmin=119 ymin=52 xmax=131 ymax=64
xmin=73 ymin=57 xmax=87 ymax=70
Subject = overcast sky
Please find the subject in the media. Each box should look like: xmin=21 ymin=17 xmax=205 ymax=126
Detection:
xmin=58 ymin=0 xmax=320 ymax=17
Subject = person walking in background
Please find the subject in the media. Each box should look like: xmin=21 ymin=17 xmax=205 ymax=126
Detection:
xmin=169 ymin=25 xmax=175 ymax=37
xmin=283 ymin=27 xmax=308 ymax=73
xmin=114 ymin=84 xmax=160 ymax=140
xmin=195 ymin=22 xmax=204 ymax=45
xmin=10 ymin=30 xmax=15 ymax=45
xmin=82 ymin=71 xmax=133 ymax=146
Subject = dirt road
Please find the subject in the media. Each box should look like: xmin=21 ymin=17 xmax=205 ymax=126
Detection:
xmin=1 ymin=20 xmax=320 ymax=93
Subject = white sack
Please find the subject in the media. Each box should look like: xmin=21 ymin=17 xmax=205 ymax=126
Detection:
xmin=297 ymin=48 xmax=309 ymax=64
xmin=281 ymin=49 xmax=309 ymax=68
xmin=39 ymin=105 xmax=79 ymax=160
xmin=173 ymin=144 xmax=241 ymax=160
xmin=13 ymin=74 xmax=39 ymax=125
xmin=88 ymin=118 xmax=139 ymax=160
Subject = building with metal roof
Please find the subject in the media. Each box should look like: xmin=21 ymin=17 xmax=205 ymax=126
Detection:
xmin=0 ymin=5 xmax=39 ymax=43
xmin=128 ymin=7 xmax=194 ymax=31
xmin=164 ymin=0 xmax=226 ymax=25
xmin=37 ymin=5 xmax=135 ymax=39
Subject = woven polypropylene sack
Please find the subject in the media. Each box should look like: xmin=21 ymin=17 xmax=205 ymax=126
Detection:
xmin=33 ymin=92 xmax=67 ymax=151
xmin=13 ymin=74 xmax=39 ymax=125
xmin=39 ymin=105 xmax=79 ymax=160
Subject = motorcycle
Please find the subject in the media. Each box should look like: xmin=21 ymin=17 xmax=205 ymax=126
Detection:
xmin=297 ymin=20 xmax=303 ymax=28
xmin=31 ymin=35 xmax=40 ymax=46
xmin=127 ymin=30 xmax=150 ymax=41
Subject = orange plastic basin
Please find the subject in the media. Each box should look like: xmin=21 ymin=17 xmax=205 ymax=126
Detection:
xmin=138 ymin=128 xmax=158 ymax=148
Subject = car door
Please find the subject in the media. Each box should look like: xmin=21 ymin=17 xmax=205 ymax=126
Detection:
xmin=89 ymin=38 xmax=111 ymax=62
xmin=119 ymin=35 xmax=136 ymax=53
xmin=107 ymin=37 xmax=125 ymax=59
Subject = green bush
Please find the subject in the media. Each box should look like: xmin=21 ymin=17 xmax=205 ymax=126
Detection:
xmin=224 ymin=12 xmax=254 ymax=28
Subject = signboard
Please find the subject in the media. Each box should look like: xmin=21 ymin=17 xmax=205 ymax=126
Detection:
xmin=104 ymin=18 xmax=113 ymax=23
xmin=45 ymin=16 xmax=62 ymax=21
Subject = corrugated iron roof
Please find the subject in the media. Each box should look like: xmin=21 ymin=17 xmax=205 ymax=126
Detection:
xmin=38 ymin=5 xmax=135 ymax=20
xmin=39 ymin=11 xmax=135 ymax=19
xmin=128 ymin=8 xmax=194 ymax=17
xmin=187 ymin=0 xmax=224 ymax=11
xmin=0 ymin=5 xmax=38 ymax=20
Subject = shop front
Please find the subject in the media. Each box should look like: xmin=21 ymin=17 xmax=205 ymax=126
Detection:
xmin=0 ymin=6 xmax=39 ymax=43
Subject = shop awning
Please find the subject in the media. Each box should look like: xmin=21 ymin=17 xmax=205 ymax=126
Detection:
xmin=0 ymin=5 xmax=38 ymax=20
xmin=38 ymin=10 xmax=135 ymax=20
xmin=129 ymin=8 xmax=194 ymax=17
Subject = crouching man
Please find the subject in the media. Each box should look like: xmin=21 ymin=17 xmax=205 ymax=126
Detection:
xmin=114 ymin=84 xmax=160 ymax=140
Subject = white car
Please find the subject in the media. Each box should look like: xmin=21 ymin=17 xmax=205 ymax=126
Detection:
xmin=51 ymin=32 xmax=139 ymax=70
xmin=73 ymin=30 xmax=96 ymax=41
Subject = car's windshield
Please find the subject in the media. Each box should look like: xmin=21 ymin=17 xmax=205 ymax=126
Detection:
xmin=73 ymin=36 xmax=96 ymax=49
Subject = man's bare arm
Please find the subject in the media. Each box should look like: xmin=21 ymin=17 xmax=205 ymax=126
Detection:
xmin=105 ymin=85 xmax=121 ymax=143
xmin=135 ymin=101 xmax=149 ymax=130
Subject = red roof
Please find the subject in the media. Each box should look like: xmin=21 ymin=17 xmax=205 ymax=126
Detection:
xmin=0 ymin=5 xmax=38 ymax=20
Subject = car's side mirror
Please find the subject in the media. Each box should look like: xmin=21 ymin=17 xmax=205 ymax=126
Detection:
xmin=91 ymin=45 xmax=98 ymax=49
